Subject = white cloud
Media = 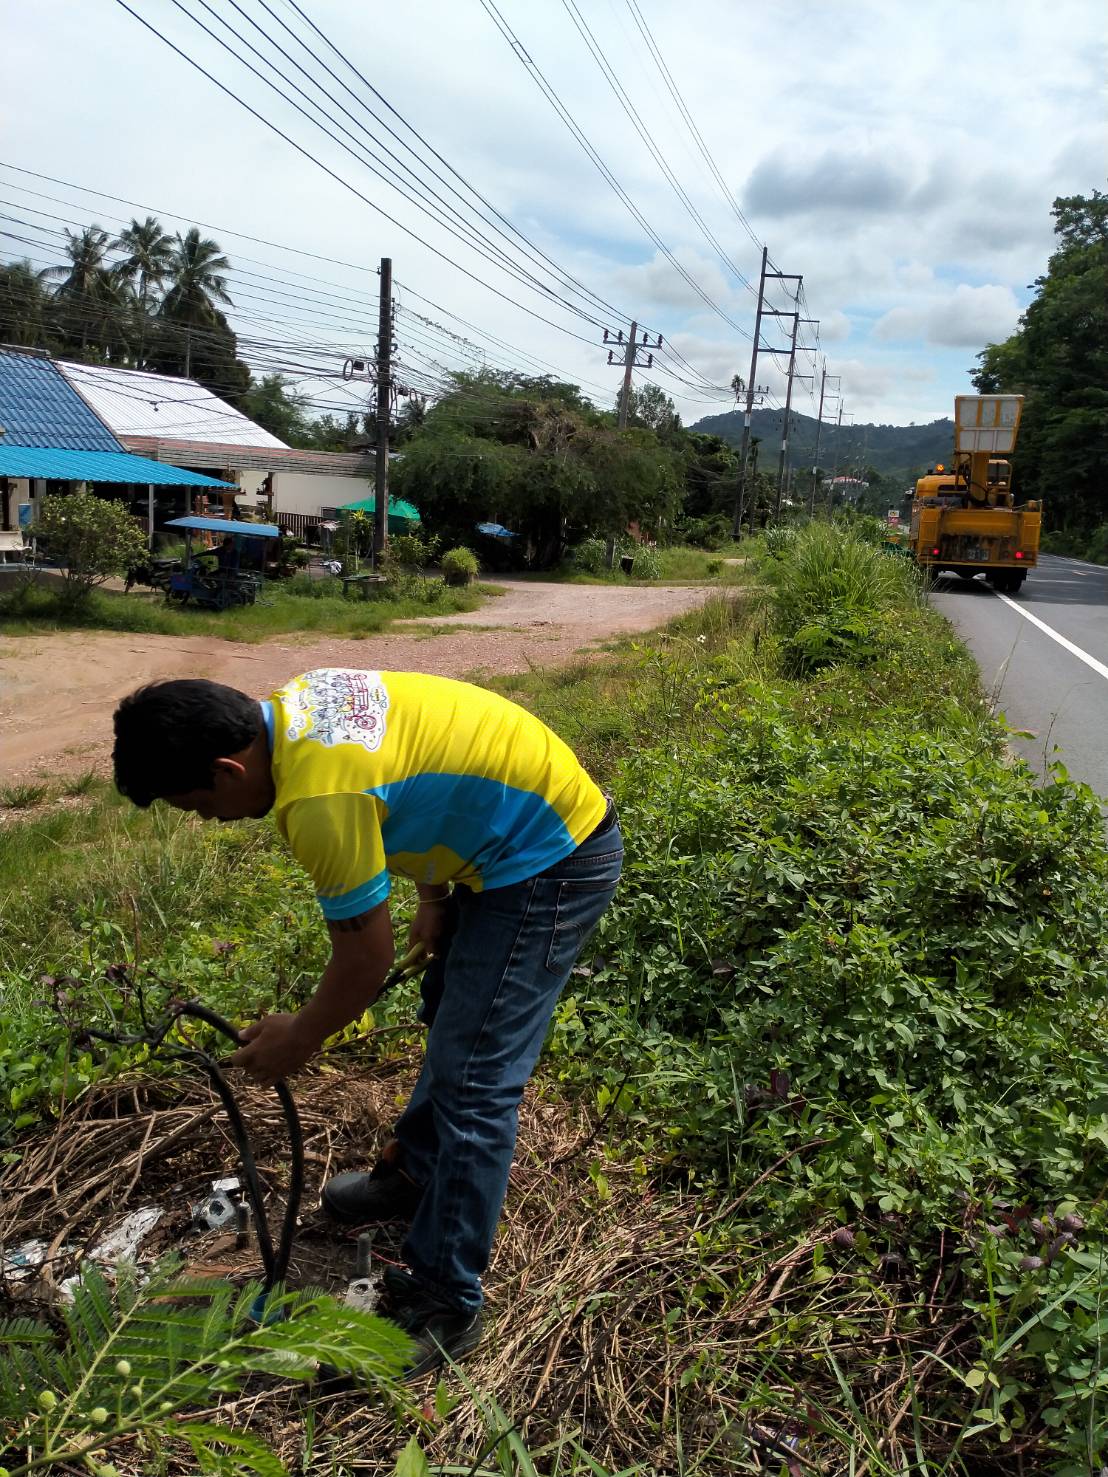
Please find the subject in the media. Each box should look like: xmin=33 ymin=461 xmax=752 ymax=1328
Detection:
xmin=819 ymin=309 xmax=851 ymax=343
xmin=0 ymin=0 xmax=1099 ymax=426
xmin=874 ymin=285 xmax=1022 ymax=349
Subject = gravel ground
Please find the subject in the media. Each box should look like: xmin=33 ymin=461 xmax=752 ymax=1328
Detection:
xmin=0 ymin=578 xmax=717 ymax=779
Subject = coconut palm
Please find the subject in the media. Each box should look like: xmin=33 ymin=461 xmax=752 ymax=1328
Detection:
xmin=159 ymin=228 xmax=232 ymax=376
xmin=0 ymin=259 xmax=50 ymax=348
xmin=42 ymin=226 xmax=115 ymax=355
xmin=112 ymin=216 xmax=174 ymax=366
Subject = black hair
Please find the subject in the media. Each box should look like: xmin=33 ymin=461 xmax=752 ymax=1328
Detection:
xmin=113 ymin=679 xmax=263 ymax=807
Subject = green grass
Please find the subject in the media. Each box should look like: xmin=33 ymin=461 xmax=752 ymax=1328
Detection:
xmin=3 ymin=534 xmax=1107 ymax=1470
xmin=510 ymin=543 xmax=752 ymax=586
xmin=0 ymin=577 xmax=488 ymax=641
xmin=0 ymin=783 xmax=48 ymax=810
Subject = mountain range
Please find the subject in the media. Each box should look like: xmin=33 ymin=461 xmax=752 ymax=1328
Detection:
xmin=689 ymin=408 xmax=956 ymax=486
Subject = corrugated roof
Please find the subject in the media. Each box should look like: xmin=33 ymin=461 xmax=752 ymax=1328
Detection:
xmin=0 ymin=445 xmax=235 ymax=487
xmin=0 ymin=349 xmax=125 ymax=452
xmin=58 ymin=361 xmax=289 ymax=450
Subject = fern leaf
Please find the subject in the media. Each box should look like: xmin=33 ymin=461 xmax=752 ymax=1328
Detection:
xmin=178 ymin=1420 xmax=289 ymax=1477
xmin=244 ymin=1302 xmax=411 ymax=1383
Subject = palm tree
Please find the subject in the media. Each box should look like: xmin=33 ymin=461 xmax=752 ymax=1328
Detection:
xmin=42 ymin=226 xmax=114 ymax=355
xmin=730 ymin=372 xmax=745 ymax=401
xmin=112 ymin=216 xmax=174 ymax=366
xmin=0 ymin=259 xmax=50 ymax=348
xmin=160 ymin=228 xmax=232 ymax=377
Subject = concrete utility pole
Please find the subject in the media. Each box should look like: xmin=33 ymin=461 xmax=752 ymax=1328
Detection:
xmin=734 ymin=247 xmax=769 ymax=538
xmin=601 ymin=321 xmax=661 ymax=562
xmin=602 ymin=322 xmax=661 ymax=428
xmin=373 ymin=256 xmax=393 ymax=567
xmin=734 ymin=253 xmax=803 ymax=537
xmin=774 ymin=300 xmax=819 ymax=516
xmin=618 ymin=321 xmax=637 ymax=430
xmin=809 ymin=366 xmax=839 ymax=514
xmin=827 ymin=402 xmax=850 ymax=500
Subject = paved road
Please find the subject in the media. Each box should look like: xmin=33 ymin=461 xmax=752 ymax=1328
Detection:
xmin=931 ymin=554 xmax=1108 ymax=798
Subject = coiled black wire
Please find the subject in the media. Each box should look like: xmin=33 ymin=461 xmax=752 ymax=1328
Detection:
xmin=79 ymin=1000 xmax=303 ymax=1292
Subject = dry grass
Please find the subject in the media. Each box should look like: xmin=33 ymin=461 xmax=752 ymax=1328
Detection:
xmin=1 ymin=1052 xmax=995 ymax=1475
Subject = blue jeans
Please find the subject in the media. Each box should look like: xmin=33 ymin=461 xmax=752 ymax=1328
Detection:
xmin=392 ymin=814 xmax=623 ymax=1311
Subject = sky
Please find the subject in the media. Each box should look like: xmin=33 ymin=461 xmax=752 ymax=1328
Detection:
xmin=1 ymin=0 xmax=1104 ymax=430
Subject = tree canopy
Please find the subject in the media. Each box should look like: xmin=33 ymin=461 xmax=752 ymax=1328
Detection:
xmin=973 ymin=190 xmax=1108 ymax=530
xmin=390 ymin=370 xmax=684 ymax=566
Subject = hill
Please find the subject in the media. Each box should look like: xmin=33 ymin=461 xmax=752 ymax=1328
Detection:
xmin=690 ymin=407 xmax=954 ymax=486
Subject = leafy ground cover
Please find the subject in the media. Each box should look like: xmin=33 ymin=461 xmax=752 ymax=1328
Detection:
xmin=546 ymin=541 xmax=748 ymax=585
xmin=2 ymin=525 xmax=1106 ymax=1473
xmin=0 ymin=574 xmax=493 ymax=641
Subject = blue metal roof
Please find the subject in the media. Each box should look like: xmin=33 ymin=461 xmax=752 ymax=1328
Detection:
xmin=0 ymin=350 xmax=124 ymax=451
xmin=167 ymin=515 xmax=281 ymax=538
xmin=0 ymin=445 xmax=234 ymax=487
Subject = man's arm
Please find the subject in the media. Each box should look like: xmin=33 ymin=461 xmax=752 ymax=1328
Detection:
xmin=229 ymin=901 xmax=395 ymax=1086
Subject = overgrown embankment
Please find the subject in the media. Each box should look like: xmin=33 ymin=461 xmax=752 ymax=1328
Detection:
xmin=2 ymin=523 xmax=1107 ymax=1473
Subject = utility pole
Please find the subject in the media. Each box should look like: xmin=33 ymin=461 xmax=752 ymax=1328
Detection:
xmin=373 ymin=256 xmax=393 ymax=567
xmin=602 ymin=321 xmax=661 ymax=428
xmin=601 ymin=321 xmax=661 ymax=562
xmin=773 ymin=302 xmax=819 ymax=517
xmin=734 ymin=247 xmax=768 ymax=538
xmin=809 ymin=366 xmax=840 ymax=514
xmin=618 ymin=321 xmax=637 ymax=429
xmin=827 ymin=402 xmax=851 ymax=502
xmin=734 ymin=252 xmax=802 ymax=537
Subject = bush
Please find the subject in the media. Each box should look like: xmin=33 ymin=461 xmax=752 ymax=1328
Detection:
xmin=771 ymin=522 xmax=920 ymax=673
xmin=675 ymin=513 xmax=731 ymax=549
xmin=630 ymin=544 xmax=660 ymax=579
xmin=762 ymin=523 xmax=796 ymax=561
xmin=34 ymin=492 xmax=149 ymax=613
xmin=441 ymin=545 xmax=479 ymax=585
xmin=389 ymin=532 xmax=438 ymax=570
xmin=568 ymin=537 xmax=609 ymax=574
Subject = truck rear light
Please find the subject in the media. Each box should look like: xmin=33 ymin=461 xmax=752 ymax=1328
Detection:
xmin=1014 ymin=550 xmax=1023 ymax=559
xmin=931 ymin=547 xmax=940 ymax=556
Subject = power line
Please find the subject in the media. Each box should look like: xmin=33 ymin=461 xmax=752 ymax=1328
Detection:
xmin=164 ymin=0 xmax=618 ymax=334
xmin=560 ymin=0 xmax=756 ymax=295
xmin=479 ymin=0 xmax=752 ymax=342
xmin=623 ymin=0 xmax=763 ymax=255
xmin=110 ymin=0 xmax=615 ymax=350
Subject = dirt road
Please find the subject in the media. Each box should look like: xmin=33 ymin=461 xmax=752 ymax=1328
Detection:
xmin=0 ymin=578 xmax=716 ymax=778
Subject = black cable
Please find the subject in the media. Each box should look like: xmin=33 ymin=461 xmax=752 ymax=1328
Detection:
xmin=78 ymin=998 xmax=303 ymax=1293
xmin=110 ymin=0 xmax=604 ymax=350
xmin=167 ymin=0 xmax=615 ymax=333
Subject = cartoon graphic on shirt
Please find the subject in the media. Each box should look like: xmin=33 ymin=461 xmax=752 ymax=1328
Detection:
xmin=284 ymin=668 xmax=390 ymax=752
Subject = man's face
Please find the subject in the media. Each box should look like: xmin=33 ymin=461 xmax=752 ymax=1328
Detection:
xmin=165 ymin=757 xmax=273 ymax=822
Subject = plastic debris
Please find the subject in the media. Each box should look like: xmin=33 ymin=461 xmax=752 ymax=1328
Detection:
xmin=1 ymin=1238 xmax=48 ymax=1281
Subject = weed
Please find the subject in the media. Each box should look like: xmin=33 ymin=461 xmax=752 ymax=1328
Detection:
xmin=0 ymin=783 xmax=48 ymax=810
xmin=60 ymin=771 xmax=98 ymax=798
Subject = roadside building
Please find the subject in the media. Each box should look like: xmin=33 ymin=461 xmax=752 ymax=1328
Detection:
xmin=0 ymin=348 xmax=232 ymax=561
xmin=56 ymin=360 xmax=384 ymax=539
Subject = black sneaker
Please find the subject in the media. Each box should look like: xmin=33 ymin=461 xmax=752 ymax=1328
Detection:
xmin=321 ymin=1166 xmax=424 ymax=1224
xmin=383 ymin=1267 xmax=483 ymax=1380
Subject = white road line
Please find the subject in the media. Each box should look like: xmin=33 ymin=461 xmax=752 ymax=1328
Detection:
xmin=993 ymin=591 xmax=1108 ymax=682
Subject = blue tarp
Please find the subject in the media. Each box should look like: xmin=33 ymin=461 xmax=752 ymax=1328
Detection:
xmin=476 ymin=522 xmax=519 ymax=539
xmin=167 ymin=516 xmax=281 ymax=538
xmin=0 ymin=445 xmax=235 ymax=487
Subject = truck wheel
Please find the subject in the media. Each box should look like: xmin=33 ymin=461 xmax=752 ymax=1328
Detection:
xmin=993 ymin=572 xmax=1026 ymax=595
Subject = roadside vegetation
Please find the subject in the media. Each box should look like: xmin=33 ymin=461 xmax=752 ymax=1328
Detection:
xmin=2 ymin=522 xmax=1106 ymax=1474
xmin=0 ymin=574 xmax=490 ymax=641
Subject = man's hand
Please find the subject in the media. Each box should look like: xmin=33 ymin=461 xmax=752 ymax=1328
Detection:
xmin=229 ymin=1012 xmax=319 ymax=1088
xmin=408 ymin=897 xmax=450 ymax=957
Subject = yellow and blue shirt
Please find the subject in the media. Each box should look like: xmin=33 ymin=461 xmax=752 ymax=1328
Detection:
xmin=262 ymin=669 xmax=607 ymax=921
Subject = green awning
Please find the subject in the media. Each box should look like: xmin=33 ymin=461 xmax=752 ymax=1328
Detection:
xmin=339 ymin=494 xmax=421 ymax=526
